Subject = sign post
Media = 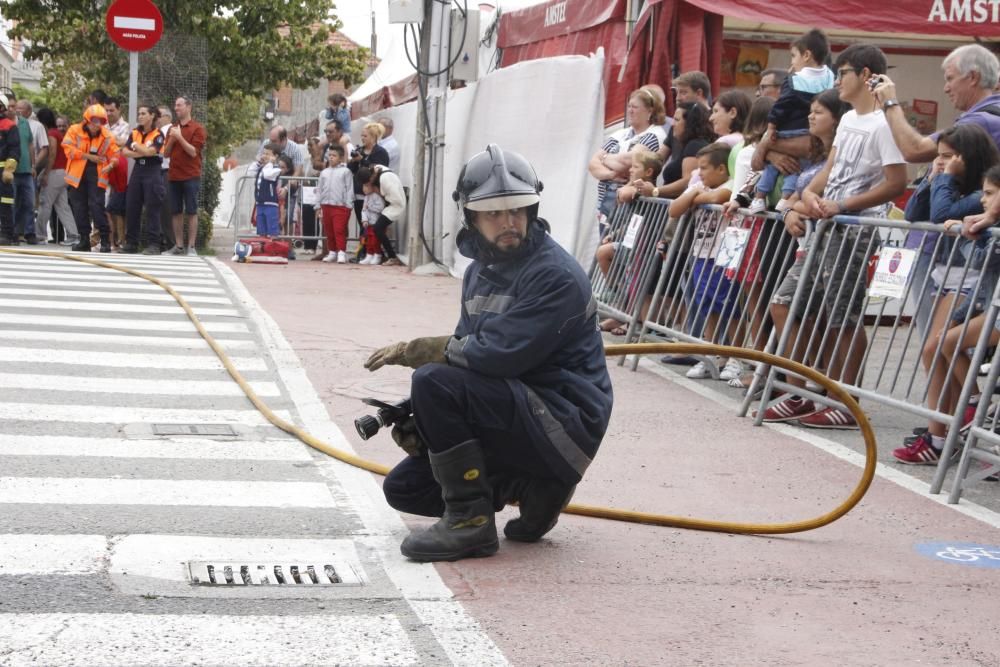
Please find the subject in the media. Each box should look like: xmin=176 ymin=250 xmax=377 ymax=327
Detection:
xmin=105 ymin=0 xmax=163 ymax=127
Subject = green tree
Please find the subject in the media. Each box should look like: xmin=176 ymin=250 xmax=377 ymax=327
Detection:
xmin=3 ymin=0 xmax=368 ymax=157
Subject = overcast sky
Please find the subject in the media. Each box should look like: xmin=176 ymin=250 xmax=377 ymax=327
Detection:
xmin=335 ymin=0 xmax=541 ymax=59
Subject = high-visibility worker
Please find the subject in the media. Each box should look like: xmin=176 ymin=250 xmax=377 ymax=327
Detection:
xmin=0 ymin=94 xmax=22 ymax=245
xmin=62 ymin=104 xmax=119 ymax=252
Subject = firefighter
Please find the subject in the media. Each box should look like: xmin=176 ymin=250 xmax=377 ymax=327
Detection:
xmin=365 ymin=144 xmax=614 ymax=562
xmin=62 ymin=104 xmax=119 ymax=252
xmin=0 ymin=94 xmax=22 ymax=245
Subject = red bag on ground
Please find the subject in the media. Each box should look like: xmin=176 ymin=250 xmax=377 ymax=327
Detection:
xmin=243 ymin=236 xmax=292 ymax=258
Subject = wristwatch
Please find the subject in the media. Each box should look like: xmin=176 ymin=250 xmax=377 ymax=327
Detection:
xmin=651 ymin=186 xmax=660 ymax=198
xmin=883 ymin=99 xmax=900 ymax=111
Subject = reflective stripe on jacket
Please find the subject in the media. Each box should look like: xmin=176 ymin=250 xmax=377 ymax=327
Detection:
xmin=62 ymin=123 xmax=119 ymax=189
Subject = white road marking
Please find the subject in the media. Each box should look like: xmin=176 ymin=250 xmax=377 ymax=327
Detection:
xmin=0 ymin=613 xmax=417 ymax=666
xmin=0 ymin=275 xmax=226 ymax=294
xmin=0 ymin=402 xmax=291 ymax=426
xmin=1 ymin=312 xmax=249 ymax=333
xmin=0 ymin=265 xmax=219 ymax=285
xmin=0 ymin=347 xmax=265 ymax=371
xmin=0 ymin=478 xmax=335 ymax=508
xmin=635 ymin=356 xmax=1000 ymax=530
xmin=3 ymin=287 xmax=233 ymax=304
xmin=213 ymin=258 xmax=510 ymax=666
xmin=0 ymin=373 xmax=279 ymax=397
xmin=0 ymin=329 xmax=257 ymax=350
xmin=0 ymin=535 xmax=107 ymax=575
xmin=0 ymin=297 xmax=240 ymax=317
xmin=0 ymin=434 xmax=312 ymax=461
xmin=0 ymin=253 xmax=215 ymax=274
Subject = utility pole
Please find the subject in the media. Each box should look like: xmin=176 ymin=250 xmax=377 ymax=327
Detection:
xmin=407 ymin=0 xmax=450 ymax=273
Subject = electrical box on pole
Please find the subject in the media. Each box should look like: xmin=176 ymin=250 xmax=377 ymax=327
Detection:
xmin=388 ymin=0 xmax=425 ymax=23
xmin=449 ymin=7 xmax=479 ymax=84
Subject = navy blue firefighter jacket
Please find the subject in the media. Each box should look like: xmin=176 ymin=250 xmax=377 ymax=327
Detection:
xmin=443 ymin=219 xmax=613 ymax=484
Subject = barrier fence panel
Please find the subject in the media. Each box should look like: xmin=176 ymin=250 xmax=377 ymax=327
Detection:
xmin=632 ymin=204 xmax=792 ymax=380
xmin=590 ymin=197 xmax=672 ymax=364
xmin=745 ymin=214 xmax=1000 ymax=497
xmin=950 ymin=283 xmax=1000 ymax=502
xmin=587 ymin=198 xmax=1000 ymax=501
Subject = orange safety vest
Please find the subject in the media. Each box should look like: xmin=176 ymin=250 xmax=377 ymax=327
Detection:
xmin=62 ymin=123 xmax=119 ymax=190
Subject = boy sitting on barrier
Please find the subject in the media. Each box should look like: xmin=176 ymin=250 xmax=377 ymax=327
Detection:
xmin=668 ymin=142 xmax=738 ymax=379
xmin=597 ymin=148 xmax=663 ymax=335
xmin=759 ymin=44 xmax=906 ymax=429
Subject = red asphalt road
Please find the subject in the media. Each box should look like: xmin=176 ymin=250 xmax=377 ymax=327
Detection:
xmin=229 ymin=257 xmax=1000 ymax=666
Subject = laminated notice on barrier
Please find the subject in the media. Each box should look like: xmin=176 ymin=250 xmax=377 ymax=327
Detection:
xmin=716 ymin=226 xmax=750 ymax=276
xmin=621 ymin=214 xmax=644 ymax=249
xmin=868 ymin=247 xmax=916 ymax=299
xmin=302 ymin=186 xmax=316 ymax=206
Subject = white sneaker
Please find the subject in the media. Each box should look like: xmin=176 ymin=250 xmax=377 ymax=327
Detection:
xmin=368 ymin=254 xmax=382 ymax=265
xmin=359 ymin=254 xmax=372 ymax=265
xmin=337 ymin=251 xmax=347 ymax=264
xmin=686 ymin=359 xmax=715 ymax=379
xmin=322 ymin=251 xmax=337 ymax=263
xmin=747 ymin=198 xmax=767 ymax=214
xmin=775 ymin=198 xmax=792 ymax=213
xmin=719 ymin=358 xmax=744 ymax=381
xmin=186 ymin=247 xmax=198 ymax=256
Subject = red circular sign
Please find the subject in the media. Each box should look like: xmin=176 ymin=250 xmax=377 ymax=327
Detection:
xmin=105 ymin=0 xmax=163 ymax=52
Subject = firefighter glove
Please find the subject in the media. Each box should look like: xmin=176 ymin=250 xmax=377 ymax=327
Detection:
xmin=364 ymin=335 xmax=450 ymax=371
xmin=390 ymin=416 xmax=424 ymax=456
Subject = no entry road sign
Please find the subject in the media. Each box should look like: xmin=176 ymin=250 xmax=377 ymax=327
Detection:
xmin=106 ymin=0 xmax=163 ymax=52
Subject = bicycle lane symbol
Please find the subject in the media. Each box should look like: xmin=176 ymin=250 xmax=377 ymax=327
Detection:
xmin=915 ymin=542 xmax=1000 ymax=569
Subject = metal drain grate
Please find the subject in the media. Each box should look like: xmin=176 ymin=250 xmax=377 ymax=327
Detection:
xmin=186 ymin=561 xmax=363 ymax=586
xmin=153 ymin=424 xmax=238 ymax=437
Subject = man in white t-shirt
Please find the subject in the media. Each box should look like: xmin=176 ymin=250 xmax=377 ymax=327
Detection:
xmin=763 ymin=44 xmax=906 ymax=430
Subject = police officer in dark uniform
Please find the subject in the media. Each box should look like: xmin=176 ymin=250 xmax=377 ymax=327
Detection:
xmin=365 ymin=144 xmax=613 ymax=562
xmin=121 ymin=104 xmax=165 ymax=254
xmin=0 ymin=94 xmax=22 ymax=246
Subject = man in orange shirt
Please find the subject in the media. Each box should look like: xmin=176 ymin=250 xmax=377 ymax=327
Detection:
xmin=163 ymin=96 xmax=207 ymax=256
xmin=62 ymin=104 xmax=119 ymax=252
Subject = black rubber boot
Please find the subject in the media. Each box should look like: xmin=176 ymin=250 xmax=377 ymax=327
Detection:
xmin=503 ymin=478 xmax=577 ymax=543
xmin=71 ymin=239 xmax=91 ymax=252
xmin=400 ymin=440 xmax=499 ymax=562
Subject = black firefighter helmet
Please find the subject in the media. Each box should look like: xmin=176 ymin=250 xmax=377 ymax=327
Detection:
xmin=452 ymin=144 xmax=543 ymax=227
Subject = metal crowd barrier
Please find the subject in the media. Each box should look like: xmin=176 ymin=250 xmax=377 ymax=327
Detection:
xmin=591 ymin=201 xmax=1000 ymax=502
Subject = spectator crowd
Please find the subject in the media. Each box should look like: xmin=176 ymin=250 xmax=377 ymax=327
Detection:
xmin=0 ymin=89 xmax=206 ymax=256
xmin=588 ymin=34 xmax=1000 ymax=468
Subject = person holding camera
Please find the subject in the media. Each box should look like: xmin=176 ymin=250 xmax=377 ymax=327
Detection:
xmin=347 ymin=122 xmax=389 ymax=231
xmin=364 ymin=145 xmax=613 ymax=562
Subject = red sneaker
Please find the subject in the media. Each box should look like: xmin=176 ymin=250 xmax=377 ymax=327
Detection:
xmin=893 ymin=432 xmax=948 ymax=465
xmin=754 ymin=396 xmax=817 ymax=423
xmin=797 ymin=407 xmax=859 ymax=430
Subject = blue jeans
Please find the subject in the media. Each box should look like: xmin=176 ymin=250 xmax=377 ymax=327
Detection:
xmin=756 ymin=128 xmax=811 ymax=198
xmin=13 ymin=172 xmax=35 ymax=237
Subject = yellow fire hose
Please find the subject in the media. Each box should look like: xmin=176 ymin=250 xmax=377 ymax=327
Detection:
xmin=1 ymin=247 xmax=877 ymax=535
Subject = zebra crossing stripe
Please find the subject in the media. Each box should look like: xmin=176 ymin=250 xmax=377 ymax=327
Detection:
xmin=0 ymin=373 xmax=280 ymax=397
xmin=0 ymin=329 xmax=257 ymax=350
xmin=0 ymin=435 xmax=312 ymax=461
xmin=0 ymin=347 xmax=265 ymax=371
xmin=0 ymin=402 xmax=291 ymax=426
xmin=1 ymin=312 xmax=249 ymax=333
xmin=0 ymin=274 xmax=226 ymax=294
xmin=0 ymin=265 xmax=219 ymax=285
xmin=3 ymin=287 xmax=233 ymax=304
xmin=0 ymin=297 xmax=240 ymax=317
xmin=0 ymin=613 xmax=418 ymax=666
xmin=0 ymin=477 xmax=336 ymax=508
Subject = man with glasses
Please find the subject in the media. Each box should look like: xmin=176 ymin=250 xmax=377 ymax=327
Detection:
xmin=757 ymin=68 xmax=787 ymax=100
xmin=320 ymin=120 xmax=353 ymax=165
xmin=62 ymin=104 xmax=120 ymax=252
xmin=871 ymin=44 xmax=1000 ymax=163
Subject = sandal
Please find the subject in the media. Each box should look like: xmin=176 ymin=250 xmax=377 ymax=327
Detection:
xmin=727 ymin=373 xmax=755 ymax=389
